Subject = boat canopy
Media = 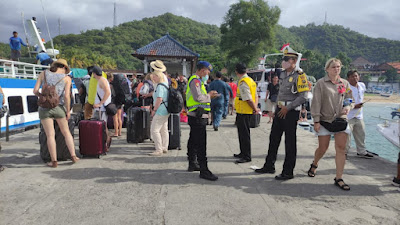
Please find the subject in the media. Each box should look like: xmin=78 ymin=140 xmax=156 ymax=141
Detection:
xmin=71 ymin=68 xmax=88 ymax=78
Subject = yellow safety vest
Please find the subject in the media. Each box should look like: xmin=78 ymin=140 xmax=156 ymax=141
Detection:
xmin=235 ymin=76 xmax=257 ymax=114
xmin=88 ymin=71 xmax=108 ymax=105
xmin=186 ymin=75 xmax=210 ymax=112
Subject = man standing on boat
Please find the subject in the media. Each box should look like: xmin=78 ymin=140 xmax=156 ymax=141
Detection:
xmin=345 ymin=70 xmax=374 ymax=158
xmin=255 ymin=45 xmax=309 ymax=180
xmin=9 ymin=31 xmax=28 ymax=61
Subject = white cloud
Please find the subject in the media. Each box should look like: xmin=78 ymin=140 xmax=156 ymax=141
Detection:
xmin=0 ymin=0 xmax=399 ymax=43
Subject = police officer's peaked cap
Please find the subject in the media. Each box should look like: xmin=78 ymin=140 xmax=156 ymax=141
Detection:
xmin=281 ymin=43 xmax=299 ymax=58
xmin=197 ymin=61 xmax=213 ymax=72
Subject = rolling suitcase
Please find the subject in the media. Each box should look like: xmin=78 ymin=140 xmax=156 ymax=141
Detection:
xmin=250 ymin=113 xmax=261 ymax=128
xmin=79 ymin=118 xmax=107 ymax=158
xmin=39 ymin=118 xmax=75 ymax=162
xmin=126 ymin=107 xmax=150 ymax=143
xmin=168 ymin=113 xmax=181 ymax=150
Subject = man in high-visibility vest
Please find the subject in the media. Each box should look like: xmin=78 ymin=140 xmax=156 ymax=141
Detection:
xmin=186 ymin=61 xmax=219 ymax=181
xmin=233 ymin=63 xmax=260 ymax=164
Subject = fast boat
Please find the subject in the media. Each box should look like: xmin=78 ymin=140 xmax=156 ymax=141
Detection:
xmin=0 ymin=17 xmax=79 ymax=132
xmin=377 ymin=120 xmax=399 ymax=148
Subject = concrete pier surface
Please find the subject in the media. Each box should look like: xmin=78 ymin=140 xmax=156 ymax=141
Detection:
xmin=0 ymin=115 xmax=399 ymax=225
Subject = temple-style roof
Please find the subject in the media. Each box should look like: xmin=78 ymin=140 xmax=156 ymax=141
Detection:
xmin=132 ymin=34 xmax=199 ymax=60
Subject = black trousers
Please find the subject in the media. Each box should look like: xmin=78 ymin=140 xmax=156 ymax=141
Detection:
xmin=263 ymin=108 xmax=299 ymax=176
xmin=236 ymin=114 xmax=252 ymax=160
xmin=187 ymin=115 xmax=208 ymax=170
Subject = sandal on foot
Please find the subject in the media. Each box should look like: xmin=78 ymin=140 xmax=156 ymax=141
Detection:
xmin=307 ymin=163 xmax=318 ymax=177
xmin=334 ymin=178 xmax=350 ymax=191
xmin=47 ymin=161 xmax=58 ymax=168
xmin=71 ymin=156 xmax=80 ymax=163
xmin=0 ymin=165 xmax=5 ymax=172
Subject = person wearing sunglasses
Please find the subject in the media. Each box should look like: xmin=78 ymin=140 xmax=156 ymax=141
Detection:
xmin=255 ymin=45 xmax=310 ymax=180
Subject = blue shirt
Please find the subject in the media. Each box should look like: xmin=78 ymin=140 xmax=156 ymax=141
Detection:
xmin=36 ymin=52 xmax=51 ymax=62
xmin=153 ymin=79 xmax=169 ymax=116
xmin=208 ymin=79 xmax=227 ymax=105
xmin=9 ymin=37 xmax=27 ymax=50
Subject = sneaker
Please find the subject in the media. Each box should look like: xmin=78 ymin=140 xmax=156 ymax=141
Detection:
xmin=392 ymin=177 xmax=400 ymax=187
xmin=356 ymin=153 xmax=374 ymax=159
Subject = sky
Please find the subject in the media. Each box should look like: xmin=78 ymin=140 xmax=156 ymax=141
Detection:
xmin=1 ymin=0 xmax=399 ymax=45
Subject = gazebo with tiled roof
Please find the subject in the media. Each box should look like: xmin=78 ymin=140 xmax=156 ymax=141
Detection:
xmin=132 ymin=34 xmax=199 ymax=77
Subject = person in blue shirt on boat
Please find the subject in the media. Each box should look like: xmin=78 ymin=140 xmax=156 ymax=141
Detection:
xmin=208 ymin=71 xmax=226 ymax=131
xmin=36 ymin=50 xmax=53 ymax=66
xmin=9 ymin=31 xmax=28 ymax=61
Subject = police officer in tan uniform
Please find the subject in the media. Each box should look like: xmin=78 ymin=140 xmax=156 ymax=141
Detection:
xmin=255 ymin=45 xmax=310 ymax=180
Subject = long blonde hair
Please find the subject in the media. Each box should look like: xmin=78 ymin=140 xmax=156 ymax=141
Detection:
xmin=151 ymin=71 xmax=165 ymax=84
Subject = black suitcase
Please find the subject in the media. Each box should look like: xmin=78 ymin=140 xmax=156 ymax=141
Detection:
xmin=39 ymin=118 xmax=75 ymax=162
xmin=127 ymin=107 xmax=150 ymax=143
xmin=250 ymin=113 xmax=261 ymax=128
xmin=168 ymin=113 xmax=181 ymax=150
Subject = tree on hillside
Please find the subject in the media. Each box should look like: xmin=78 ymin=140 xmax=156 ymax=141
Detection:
xmin=220 ymin=0 xmax=280 ymax=72
xmin=336 ymin=52 xmax=351 ymax=77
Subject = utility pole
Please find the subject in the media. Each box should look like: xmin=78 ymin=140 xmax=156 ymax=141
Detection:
xmin=113 ymin=1 xmax=117 ymax=27
xmin=58 ymin=18 xmax=61 ymax=36
xmin=324 ymin=11 xmax=328 ymax=25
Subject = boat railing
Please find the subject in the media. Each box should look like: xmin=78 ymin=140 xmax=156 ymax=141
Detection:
xmin=0 ymin=59 xmax=49 ymax=79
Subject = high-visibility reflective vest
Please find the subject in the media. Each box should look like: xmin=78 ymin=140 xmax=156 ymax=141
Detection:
xmin=186 ymin=75 xmax=210 ymax=112
xmin=235 ymin=76 xmax=257 ymax=114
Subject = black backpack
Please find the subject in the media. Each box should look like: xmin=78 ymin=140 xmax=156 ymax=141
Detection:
xmin=112 ymin=74 xmax=131 ymax=103
xmin=157 ymin=83 xmax=183 ymax=113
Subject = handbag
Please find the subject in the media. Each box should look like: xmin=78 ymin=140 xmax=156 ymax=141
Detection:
xmin=97 ymin=93 xmax=117 ymax=116
xmin=320 ymin=118 xmax=348 ymax=132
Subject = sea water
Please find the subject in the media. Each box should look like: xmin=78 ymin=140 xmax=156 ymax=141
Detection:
xmin=352 ymin=103 xmax=399 ymax=163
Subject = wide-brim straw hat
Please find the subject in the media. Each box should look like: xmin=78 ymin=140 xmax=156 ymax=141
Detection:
xmin=52 ymin=58 xmax=70 ymax=74
xmin=150 ymin=60 xmax=166 ymax=72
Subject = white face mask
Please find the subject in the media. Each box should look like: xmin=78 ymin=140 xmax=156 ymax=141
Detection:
xmin=201 ymin=75 xmax=209 ymax=83
xmin=282 ymin=61 xmax=290 ymax=70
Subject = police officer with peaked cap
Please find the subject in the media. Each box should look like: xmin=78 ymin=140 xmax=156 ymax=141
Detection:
xmin=255 ymin=44 xmax=310 ymax=180
xmin=186 ymin=61 xmax=219 ymax=181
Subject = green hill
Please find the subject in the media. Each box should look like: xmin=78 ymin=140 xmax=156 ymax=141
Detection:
xmin=1 ymin=13 xmax=399 ymax=71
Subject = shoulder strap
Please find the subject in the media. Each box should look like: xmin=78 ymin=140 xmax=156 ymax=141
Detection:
xmin=158 ymin=82 xmax=169 ymax=90
xmin=43 ymin=70 xmax=48 ymax=85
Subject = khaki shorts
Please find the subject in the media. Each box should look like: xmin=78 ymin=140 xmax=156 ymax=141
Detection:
xmin=266 ymin=99 xmax=277 ymax=112
xmin=39 ymin=105 xmax=66 ymax=119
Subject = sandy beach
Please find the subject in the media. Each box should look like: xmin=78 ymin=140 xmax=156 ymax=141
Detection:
xmin=364 ymin=94 xmax=400 ymax=104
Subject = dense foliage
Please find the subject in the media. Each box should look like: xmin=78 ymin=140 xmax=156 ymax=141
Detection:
xmin=0 ymin=13 xmax=399 ymax=77
xmin=220 ymin=0 xmax=280 ymax=71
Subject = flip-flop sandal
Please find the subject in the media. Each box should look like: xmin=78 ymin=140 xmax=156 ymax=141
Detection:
xmin=334 ymin=178 xmax=350 ymax=191
xmin=0 ymin=165 xmax=5 ymax=172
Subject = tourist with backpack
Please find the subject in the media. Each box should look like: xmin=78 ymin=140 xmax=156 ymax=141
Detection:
xmin=148 ymin=60 xmax=170 ymax=156
xmin=33 ymin=59 xmax=80 ymax=168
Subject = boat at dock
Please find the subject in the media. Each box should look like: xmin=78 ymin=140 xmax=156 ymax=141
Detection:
xmin=376 ymin=120 xmax=399 ymax=148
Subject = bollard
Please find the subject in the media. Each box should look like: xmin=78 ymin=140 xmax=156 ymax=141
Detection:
xmin=6 ymin=110 xmax=9 ymax=142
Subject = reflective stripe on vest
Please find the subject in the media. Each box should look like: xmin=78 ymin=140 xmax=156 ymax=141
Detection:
xmin=186 ymin=75 xmax=211 ymax=112
xmin=234 ymin=76 xmax=257 ymax=114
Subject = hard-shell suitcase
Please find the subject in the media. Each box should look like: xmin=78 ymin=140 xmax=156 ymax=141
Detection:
xmin=79 ymin=119 xmax=107 ymax=157
xmin=168 ymin=113 xmax=181 ymax=150
xmin=39 ymin=118 xmax=75 ymax=162
xmin=126 ymin=107 xmax=150 ymax=143
xmin=250 ymin=113 xmax=261 ymax=128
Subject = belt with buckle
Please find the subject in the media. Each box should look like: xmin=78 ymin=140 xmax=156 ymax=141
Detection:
xmin=278 ymin=101 xmax=301 ymax=111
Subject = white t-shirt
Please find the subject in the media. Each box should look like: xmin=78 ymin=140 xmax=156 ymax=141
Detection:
xmin=347 ymin=82 xmax=365 ymax=120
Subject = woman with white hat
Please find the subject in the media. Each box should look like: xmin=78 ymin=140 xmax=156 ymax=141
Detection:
xmin=148 ymin=60 xmax=170 ymax=156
